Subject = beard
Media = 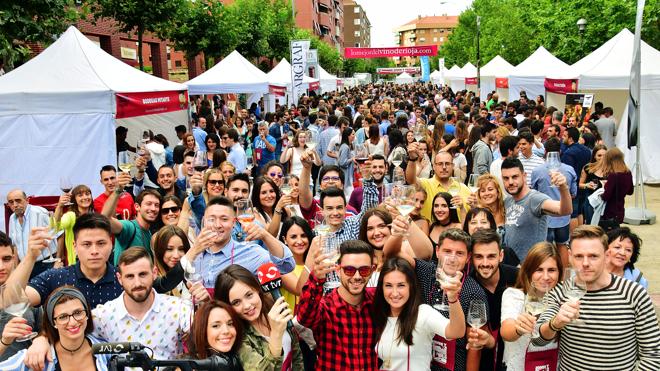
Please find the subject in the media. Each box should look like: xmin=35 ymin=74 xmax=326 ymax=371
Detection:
xmin=126 ymin=285 xmax=152 ymax=303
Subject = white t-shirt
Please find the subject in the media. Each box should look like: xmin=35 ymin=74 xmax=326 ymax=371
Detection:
xmin=376 ymin=304 xmax=449 ymax=370
xmin=501 ymin=288 xmax=558 ymax=371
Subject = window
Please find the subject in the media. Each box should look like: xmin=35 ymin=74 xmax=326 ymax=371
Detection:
xmin=175 ymin=60 xmax=182 ymax=68
xmin=354 ymin=6 xmax=360 ymax=13
xmin=354 ymin=18 xmax=360 ymax=25
xmin=354 ymin=30 xmax=361 ymax=37
xmin=419 ymin=29 xmax=425 ymax=34
xmin=419 ymin=37 xmax=426 ymax=42
xmin=433 ymin=37 xmax=438 ymax=42
xmin=355 ymin=43 xmax=360 ymax=47
xmin=440 ymin=37 xmax=444 ymax=42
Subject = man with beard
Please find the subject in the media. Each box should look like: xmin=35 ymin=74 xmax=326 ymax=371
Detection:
xmin=143 ymin=165 xmax=186 ymax=201
xmin=348 ymin=154 xmax=387 ymax=212
xmin=102 ymin=183 xmax=162 ymax=265
xmin=501 ymin=158 xmax=572 ymax=261
xmin=298 ymin=240 xmax=379 ymax=370
xmin=467 ymin=229 xmax=518 ymax=371
xmin=471 ymin=122 xmax=497 ymax=176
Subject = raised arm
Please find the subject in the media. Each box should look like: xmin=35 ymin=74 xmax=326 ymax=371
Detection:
xmin=101 ymin=172 xmax=132 ymax=234
xmin=298 ymin=153 xmax=314 ymax=209
xmin=3 ymin=228 xmax=47 ymax=307
xmin=541 ymin=171 xmax=572 ymax=217
xmin=405 ymin=143 xmax=420 ymax=185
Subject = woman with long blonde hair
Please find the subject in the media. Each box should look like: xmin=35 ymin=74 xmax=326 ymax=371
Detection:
xmin=468 ymin=174 xmax=506 ymax=227
xmin=599 ymin=148 xmax=633 ymax=230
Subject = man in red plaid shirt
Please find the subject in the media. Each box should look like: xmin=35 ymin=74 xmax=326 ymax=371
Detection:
xmin=297 ymin=240 xmax=378 ymax=370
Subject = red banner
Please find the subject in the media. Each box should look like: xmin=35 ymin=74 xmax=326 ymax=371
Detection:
xmin=544 ymin=78 xmax=578 ymax=94
xmin=344 ymin=45 xmax=438 ymax=59
xmin=465 ymin=77 xmax=478 ymax=85
xmin=309 ymin=81 xmax=320 ymax=90
xmin=495 ymin=78 xmax=509 ymax=88
xmin=116 ymin=90 xmax=188 ymax=119
xmin=377 ymin=67 xmax=420 ymax=75
xmin=269 ymin=85 xmax=287 ymax=96
xmin=337 ymin=79 xmax=343 ymax=86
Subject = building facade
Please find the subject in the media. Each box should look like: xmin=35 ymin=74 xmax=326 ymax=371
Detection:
xmin=294 ymin=0 xmax=344 ymax=51
xmin=394 ymin=15 xmax=458 ymax=66
xmin=343 ymin=0 xmax=371 ymax=48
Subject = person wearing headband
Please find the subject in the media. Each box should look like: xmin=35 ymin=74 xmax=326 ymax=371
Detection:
xmin=0 ymin=286 xmax=112 ymax=370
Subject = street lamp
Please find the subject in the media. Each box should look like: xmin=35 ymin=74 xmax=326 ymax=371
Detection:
xmin=476 ymin=16 xmax=481 ymax=91
xmin=577 ymin=18 xmax=587 ymax=53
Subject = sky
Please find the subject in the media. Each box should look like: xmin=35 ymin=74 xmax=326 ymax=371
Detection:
xmin=354 ymin=0 xmax=473 ymax=47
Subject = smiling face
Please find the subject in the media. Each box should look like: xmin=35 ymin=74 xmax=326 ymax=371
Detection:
xmin=186 ymin=135 xmax=196 ymax=150
xmin=206 ymin=307 xmax=237 ymax=353
xmin=52 ymin=299 xmax=87 ymax=342
xmin=606 ymin=237 xmax=633 ymax=270
xmin=468 ymin=211 xmax=492 ymax=234
xmin=157 ymin=167 xmax=175 ymax=190
xmin=322 ymin=196 xmax=346 ymax=228
xmin=74 ymin=189 xmax=93 ymax=209
xmin=366 ymin=215 xmax=390 ymax=249
xmin=206 ymin=173 xmax=225 ymax=199
xmin=206 ymin=138 xmax=217 ymax=151
xmin=531 ymin=257 xmax=560 ymax=290
xmin=433 ymin=196 xmax=450 ymax=224
xmin=100 ymin=170 xmax=117 ymax=194
xmin=228 ymin=281 xmax=262 ymax=323
xmin=160 ymin=200 xmax=180 ymax=225
xmin=258 ymin=182 xmax=277 ymax=209
xmin=204 ymin=204 xmax=236 ymax=247
xmin=136 ymin=194 xmax=160 ymax=225
xmin=478 ymin=181 xmax=499 ymax=207
xmin=266 ymin=166 xmax=284 ymax=187
xmin=471 ymin=241 xmax=503 ymax=281
xmin=382 ymin=270 xmax=410 ymax=315
xmin=338 ymin=253 xmax=372 ymax=296
xmin=162 ymin=235 xmax=186 ymax=269
xmin=284 ymin=224 xmax=309 ymax=257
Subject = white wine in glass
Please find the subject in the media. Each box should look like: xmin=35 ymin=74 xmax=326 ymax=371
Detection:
xmin=468 ymin=174 xmax=479 ymax=193
xmin=1 ymin=285 xmax=38 ymax=342
xmin=468 ymin=300 xmax=487 ymax=349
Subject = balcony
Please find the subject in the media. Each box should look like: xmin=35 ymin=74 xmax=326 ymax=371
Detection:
xmin=318 ymin=0 xmax=332 ymax=11
xmin=319 ymin=12 xmax=333 ymax=29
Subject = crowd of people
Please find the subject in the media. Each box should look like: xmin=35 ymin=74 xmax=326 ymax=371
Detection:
xmin=1 ymin=82 xmax=658 ymax=371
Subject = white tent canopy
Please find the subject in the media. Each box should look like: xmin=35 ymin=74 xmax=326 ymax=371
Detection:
xmin=267 ymin=58 xmax=318 ymax=88
xmin=480 ymin=55 xmax=515 ymax=98
xmin=0 ymin=26 xmax=188 ymax=228
xmin=186 ymin=50 xmax=268 ymax=95
xmin=318 ymin=65 xmax=339 ymax=93
xmin=395 ymin=72 xmax=414 ymax=85
xmin=443 ymin=65 xmax=462 ymax=85
xmin=450 ymin=62 xmax=476 ymax=92
xmin=430 ymin=70 xmax=443 ymax=85
xmin=508 ymin=46 xmax=574 ymax=101
xmin=573 ymin=28 xmax=660 ymax=182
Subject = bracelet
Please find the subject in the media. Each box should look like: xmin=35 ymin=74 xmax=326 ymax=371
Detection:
xmin=548 ymin=316 xmax=561 ymax=332
xmin=0 ymin=338 xmax=11 ymax=346
xmin=274 ymin=209 xmax=283 ymax=215
xmin=304 ymin=266 xmax=311 ymax=274
xmin=515 ymin=328 xmax=524 ymax=337
xmin=447 ymin=297 xmax=458 ymax=304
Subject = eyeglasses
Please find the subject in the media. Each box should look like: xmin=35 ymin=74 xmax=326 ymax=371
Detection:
xmin=322 ymin=176 xmax=341 ymax=182
xmin=208 ymin=179 xmax=224 ymax=186
xmin=340 ymin=265 xmax=374 ymax=277
xmin=434 ymin=162 xmax=453 ymax=168
xmin=54 ymin=309 xmax=87 ymax=325
xmin=161 ymin=206 xmax=181 ymax=215
xmin=269 ymin=173 xmax=283 ymax=179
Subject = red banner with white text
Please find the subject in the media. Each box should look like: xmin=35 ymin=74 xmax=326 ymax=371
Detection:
xmin=344 ymin=45 xmax=438 ymax=59
xmin=309 ymin=81 xmax=320 ymax=90
xmin=544 ymin=78 xmax=578 ymax=94
xmin=465 ymin=77 xmax=478 ymax=85
xmin=116 ymin=91 xmax=188 ymax=119
xmin=495 ymin=78 xmax=509 ymax=88
xmin=269 ymin=85 xmax=287 ymax=97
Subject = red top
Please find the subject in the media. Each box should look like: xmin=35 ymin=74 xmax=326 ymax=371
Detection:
xmin=297 ymin=274 xmax=378 ymax=371
xmin=93 ymin=192 xmax=136 ymax=219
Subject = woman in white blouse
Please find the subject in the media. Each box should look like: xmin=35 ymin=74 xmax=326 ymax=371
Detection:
xmin=373 ymin=258 xmax=465 ymax=370
xmin=500 ymin=242 xmax=563 ymax=371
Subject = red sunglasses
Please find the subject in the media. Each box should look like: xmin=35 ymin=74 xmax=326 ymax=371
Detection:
xmin=339 ymin=265 xmax=374 ymax=277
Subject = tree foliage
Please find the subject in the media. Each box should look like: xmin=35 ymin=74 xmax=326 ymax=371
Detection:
xmin=440 ymin=0 xmax=660 ymax=67
xmin=292 ymin=29 xmax=343 ymax=75
xmin=0 ymin=0 xmax=83 ymax=69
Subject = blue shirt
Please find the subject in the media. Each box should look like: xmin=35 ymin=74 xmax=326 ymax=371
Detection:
xmin=561 ymin=143 xmax=591 ymax=178
xmin=253 ymin=135 xmax=276 ymax=169
xmin=531 ymin=163 xmax=577 ymax=228
xmin=29 ymin=262 xmax=123 ymax=308
xmin=227 ymin=143 xmax=247 ymax=173
xmin=193 ymin=126 xmax=207 ymax=152
xmin=193 ymin=239 xmax=295 ymax=288
xmin=379 ymin=120 xmax=391 ymax=136
xmin=319 ymin=127 xmax=339 ymax=165
xmin=269 ymin=122 xmax=283 ymax=157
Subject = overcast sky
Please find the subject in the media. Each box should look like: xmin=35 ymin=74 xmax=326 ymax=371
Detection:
xmin=354 ymin=0 xmax=473 ymax=47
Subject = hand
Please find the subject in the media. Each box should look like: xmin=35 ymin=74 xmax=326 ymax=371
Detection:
xmin=117 ymin=172 xmax=132 ymax=189
xmin=268 ymin=297 xmax=293 ymax=336
xmin=311 ymin=239 xmax=336 ymax=280
xmin=300 ymin=151 xmax=313 ymax=168
xmin=1 ymin=317 xmax=32 ymax=346
xmin=186 ymin=281 xmax=210 ymax=303
xmin=550 ymin=171 xmax=567 ymax=188
xmin=359 ymin=159 xmax=372 ymax=180
xmin=194 ymin=227 xmax=216 ymax=252
xmin=466 ymin=193 xmax=478 ymax=208
xmin=407 ymin=142 xmax=419 ymax=161
xmin=190 ymin=172 xmax=204 ymax=195
xmin=552 ymin=300 xmax=580 ymax=329
xmin=27 ymin=227 xmax=52 ymax=261
xmin=135 ymin=155 xmax=147 ymax=170
xmin=23 ymin=335 xmax=52 ymax=371
xmin=515 ymin=312 xmax=537 ymax=335
xmin=451 ymin=195 xmax=464 ymax=209
xmin=440 ymin=271 xmax=463 ymax=302
xmin=242 ymin=221 xmax=267 ymax=242
xmin=390 ymin=215 xmax=410 ymax=236
xmin=449 ymin=138 xmax=459 ymax=148
xmin=467 ymin=327 xmax=492 ymax=350
xmin=58 ymin=193 xmax=71 ymax=207
xmin=275 ymin=195 xmax=292 ymax=211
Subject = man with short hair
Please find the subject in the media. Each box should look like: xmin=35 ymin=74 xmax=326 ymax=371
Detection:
xmin=143 ymin=165 xmax=186 ymax=201
xmin=537 ymin=226 xmax=660 ymax=370
xmin=490 ymin=135 xmax=519 ymax=192
xmin=326 ymin=116 xmax=350 ymax=162
xmin=226 ymin=128 xmax=247 ymax=173
xmin=501 ymin=157 xmax=572 ymax=261
xmin=594 ymin=107 xmax=616 ymax=148
xmin=517 ymin=131 xmax=545 ymax=186
xmin=253 ymin=121 xmax=276 ymax=173
xmin=545 ymin=123 xmax=561 ymax=140
xmin=174 ymin=124 xmax=187 ymax=145
xmin=348 ymin=154 xmax=387 ymax=212
xmin=471 ymin=122 xmax=497 ymax=176
xmin=299 ymin=159 xmax=361 ymax=219
xmin=193 ymin=117 xmax=208 ymax=151
xmin=93 ymin=165 xmax=135 ymax=219
xmin=561 ymin=127 xmax=591 ymax=230
xmin=319 ymin=115 xmax=340 ymax=166
xmin=6 ymin=190 xmax=58 ymax=277
xmin=378 ymin=111 xmax=391 ymax=136
xmin=269 ymin=111 xmax=285 ymax=158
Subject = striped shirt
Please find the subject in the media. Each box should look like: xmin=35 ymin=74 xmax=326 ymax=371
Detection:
xmin=536 ymin=274 xmax=660 ymax=370
xmin=518 ymin=152 xmax=545 ymax=186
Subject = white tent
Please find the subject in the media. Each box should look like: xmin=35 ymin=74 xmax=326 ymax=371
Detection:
xmin=508 ymin=46 xmax=574 ymax=102
xmin=430 ymin=70 xmax=443 ymax=85
xmin=443 ymin=65 xmax=462 ymax=85
xmin=480 ymin=55 xmax=515 ymax=99
xmin=573 ymin=28 xmax=660 ymax=182
xmin=0 ymin=26 xmax=188 ymax=227
xmin=265 ymin=58 xmax=319 ymax=110
xmin=318 ymin=65 xmax=339 ymax=93
xmin=186 ymin=50 xmax=268 ymax=95
xmin=395 ymin=72 xmax=414 ymax=85
xmin=450 ymin=63 xmax=477 ymax=92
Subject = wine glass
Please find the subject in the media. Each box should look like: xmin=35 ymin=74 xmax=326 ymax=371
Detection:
xmin=433 ymin=255 xmax=459 ymax=311
xmin=59 ymin=176 xmax=74 ymax=206
xmin=313 ymin=213 xmax=332 ymax=237
xmin=447 ymin=177 xmax=460 ymax=209
xmin=468 ymin=174 xmax=479 ymax=194
xmin=322 ymin=235 xmax=341 ymax=290
xmin=525 ymin=282 xmax=548 ymax=338
xmin=546 ymin=152 xmax=561 ymax=188
xmin=564 ymin=268 xmax=587 ymax=326
xmin=201 ymin=216 xmax=219 ymax=241
xmin=305 ymin=130 xmax=318 ymax=151
xmin=280 ymin=176 xmax=293 ymax=197
xmin=246 ymin=156 xmax=254 ymax=177
xmin=43 ymin=212 xmax=61 ymax=264
xmin=355 ymin=143 xmax=369 ymax=164
xmin=184 ymin=269 xmax=203 ymax=309
xmin=1 ymin=284 xmax=38 ymax=342
xmin=136 ymin=139 xmax=147 ymax=156
xmin=391 ymin=147 xmax=405 ymax=169
xmin=193 ymin=150 xmax=208 ymax=173
xmin=235 ymin=199 xmax=255 ymax=228
xmin=393 ymin=185 xmax=416 ymax=237
xmin=414 ymin=123 xmax=427 ymax=142
xmin=468 ymin=299 xmax=488 ymax=349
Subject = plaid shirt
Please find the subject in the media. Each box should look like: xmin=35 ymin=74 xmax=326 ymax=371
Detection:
xmin=297 ymin=274 xmax=378 ymax=371
xmin=334 ymin=179 xmax=378 ymax=243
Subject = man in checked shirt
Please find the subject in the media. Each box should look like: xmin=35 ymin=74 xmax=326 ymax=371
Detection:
xmin=297 ymin=240 xmax=378 ymax=370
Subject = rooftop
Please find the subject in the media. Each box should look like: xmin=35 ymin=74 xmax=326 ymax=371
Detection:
xmin=396 ymin=15 xmax=459 ymax=31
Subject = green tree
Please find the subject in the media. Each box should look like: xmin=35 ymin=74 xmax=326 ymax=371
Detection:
xmin=264 ymin=0 xmax=295 ymax=62
xmin=91 ymin=0 xmax=184 ymax=70
xmin=0 ymin=0 xmax=83 ymax=70
xmin=292 ymin=29 xmax=343 ymax=76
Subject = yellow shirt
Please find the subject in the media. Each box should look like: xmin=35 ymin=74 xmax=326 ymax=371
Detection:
xmin=282 ymin=264 xmax=305 ymax=310
xmin=419 ymin=177 xmax=471 ymax=222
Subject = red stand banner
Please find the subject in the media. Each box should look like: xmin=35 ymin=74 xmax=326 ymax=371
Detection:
xmin=269 ymin=85 xmax=287 ymax=97
xmin=465 ymin=77 xmax=478 ymax=85
xmin=116 ymin=91 xmax=188 ymax=119
xmin=309 ymin=81 xmax=320 ymax=90
xmin=544 ymin=78 xmax=578 ymax=94
xmin=344 ymin=45 xmax=438 ymax=59
xmin=495 ymin=78 xmax=509 ymax=88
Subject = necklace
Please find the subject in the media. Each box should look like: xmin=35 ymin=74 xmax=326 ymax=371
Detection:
xmin=382 ymin=320 xmax=397 ymax=369
xmin=59 ymin=339 xmax=86 ymax=355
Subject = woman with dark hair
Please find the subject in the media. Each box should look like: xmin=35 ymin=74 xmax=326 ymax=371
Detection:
xmin=500 ymin=242 xmax=562 ymax=371
xmin=261 ymin=161 xmax=284 ymax=188
xmin=367 ymin=124 xmax=387 ymax=156
xmin=214 ymin=265 xmax=303 ymax=370
xmin=462 ymin=207 xmax=520 ymax=266
xmin=373 ymin=258 xmax=464 ymax=370
xmin=153 ymin=225 xmax=192 ymax=297
xmin=428 ymin=192 xmax=461 ymax=251
xmin=606 ymin=227 xmax=648 ymax=289
xmin=599 ymin=148 xmax=634 ymax=230
xmin=337 ymin=127 xmax=356 ymax=197
xmin=188 ymin=301 xmax=243 ymax=370
xmin=251 ymin=176 xmax=281 ymax=229
xmin=579 ymin=144 xmax=607 ymax=224
xmin=206 ymin=133 xmax=220 ymax=167
xmin=212 ymin=149 xmax=227 ymax=170
xmin=279 ymin=216 xmax=314 ymax=310
xmin=0 ymin=286 xmax=112 ymax=370
xmin=54 ymin=184 xmax=94 ymax=265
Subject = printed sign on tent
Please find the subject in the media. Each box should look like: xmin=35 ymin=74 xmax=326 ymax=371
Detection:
xmin=544 ymin=78 xmax=578 ymax=94
xmin=116 ymin=90 xmax=188 ymax=119
xmin=495 ymin=78 xmax=508 ymax=88
xmin=564 ymin=93 xmax=594 ymax=124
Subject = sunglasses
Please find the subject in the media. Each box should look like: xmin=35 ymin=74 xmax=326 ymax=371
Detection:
xmin=269 ymin=173 xmax=283 ymax=179
xmin=322 ymin=176 xmax=341 ymax=182
xmin=161 ymin=206 xmax=180 ymax=215
xmin=208 ymin=179 xmax=224 ymax=186
xmin=340 ymin=265 xmax=374 ymax=277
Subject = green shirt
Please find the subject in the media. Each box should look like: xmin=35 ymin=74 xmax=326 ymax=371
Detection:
xmin=113 ymin=219 xmax=153 ymax=265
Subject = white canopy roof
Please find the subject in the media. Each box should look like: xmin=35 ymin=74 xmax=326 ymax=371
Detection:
xmin=267 ymin=58 xmax=318 ymax=88
xmin=430 ymin=70 xmax=442 ymax=78
xmin=508 ymin=46 xmax=574 ymax=100
xmin=0 ymin=26 xmax=185 ymax=115
xmin=317 ymin=65 xmax=339 ymax=93
xmin=458 ymin=62 xmax=477 ymax=78
xmin=481 ymin=55 xmax=515 ymax=78
xmin=444 ymin=65 xmax=462 ymax=78
xmin=574 ymin=28 xmax=660 ymax=90
xmin=186 ymin=50 xmax=268 ymax=95
xmin=395 ymin=72 xmax=414 ymax=84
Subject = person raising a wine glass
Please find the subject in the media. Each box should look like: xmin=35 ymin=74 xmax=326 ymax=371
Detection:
xmin=53 ymin=185 xmax=94 ymax=266
xmin=279 ymin=130 xmax=321 ymax=180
